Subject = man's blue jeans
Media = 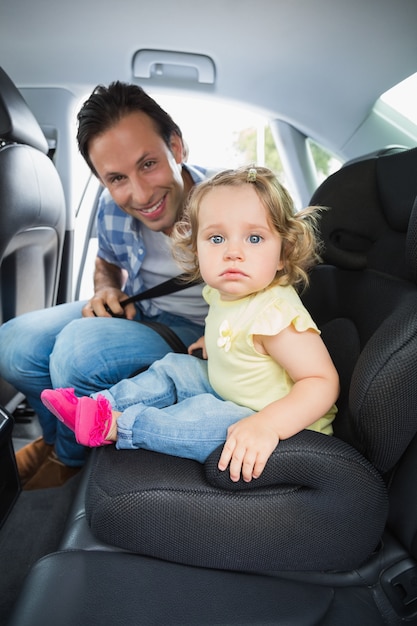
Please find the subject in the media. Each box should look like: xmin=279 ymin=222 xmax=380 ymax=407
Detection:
xmin=98 ymin=352 xmax=254 ymax=463
xmin=0 ymin=302 xmax=204 ymax=466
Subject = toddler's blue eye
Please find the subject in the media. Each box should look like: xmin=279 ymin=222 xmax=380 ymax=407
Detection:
xmin=249 ymin=234 xmax=262 ymax=244
xmin=210 ymin=235 xmax=224 ymax=244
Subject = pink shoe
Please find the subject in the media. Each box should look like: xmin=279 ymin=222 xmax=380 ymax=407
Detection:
xmin=74 ymin=395 xmax=113 ymax=447
xmin=40 ymin=388 xmax=79 ymax=431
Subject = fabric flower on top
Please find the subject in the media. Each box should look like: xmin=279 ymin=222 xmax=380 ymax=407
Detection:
xmin=217 ymin=320 xmax=232 ymax=352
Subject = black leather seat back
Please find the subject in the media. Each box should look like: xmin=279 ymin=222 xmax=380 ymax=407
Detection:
xmin=0 ymin=66 xmax=66 ymax=324
xmin=0 ymin=67 xmax=66 ymax=408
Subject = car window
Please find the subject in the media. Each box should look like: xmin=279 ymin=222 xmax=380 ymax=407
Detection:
xmin=154 ymin=94 xmax=273 ymax=171
xmin=308 ymin=139 xmax=342 ymax=183
xmin=379 ymin=71 xmax=417 ymax=126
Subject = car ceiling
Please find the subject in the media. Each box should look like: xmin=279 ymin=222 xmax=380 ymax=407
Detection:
xmin=1 ymin=0 xmax=417 ymax=155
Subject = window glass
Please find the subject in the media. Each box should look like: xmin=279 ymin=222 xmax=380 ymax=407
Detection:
xmin=307 ymin=139 xmax=342 ymax=183
xmin=154 ymin=94 xmax=277 ymax=172
xmin=380 ymin=72 xmax=417 ymax=125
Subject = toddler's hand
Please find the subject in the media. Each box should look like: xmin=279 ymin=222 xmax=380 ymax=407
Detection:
xmin=218 ymin=415 xmax=279 ymax=482
xmin=188 ymin=336 xmax=207 ymax=359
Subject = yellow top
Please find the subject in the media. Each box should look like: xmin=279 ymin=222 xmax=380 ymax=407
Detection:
xmin=203 ymin=284 xmax=336 ymax=435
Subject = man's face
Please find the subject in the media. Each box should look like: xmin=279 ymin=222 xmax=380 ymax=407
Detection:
xmin=89 ymin=111 xmax=187 ymax=234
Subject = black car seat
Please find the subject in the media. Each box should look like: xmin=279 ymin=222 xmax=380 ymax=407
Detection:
xmin=0 ymin=67 xmax=66 ymax=409
xmin=8 ymin=147 xmax=417 ymax=626
xmin=76 ymin=147 xmax=417 ymax=565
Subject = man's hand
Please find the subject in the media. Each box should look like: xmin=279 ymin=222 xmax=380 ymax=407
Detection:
xmin=218 ymin=414 xmax=279 ymax=482
xmin=82 ymin=287 xmax=136 ymax=319
xmin=82 ymin=257 xmax=136 ymax=319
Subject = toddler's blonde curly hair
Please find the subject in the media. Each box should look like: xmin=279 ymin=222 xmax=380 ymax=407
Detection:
xmin=172 ymin=165 xmax=324 ymax=290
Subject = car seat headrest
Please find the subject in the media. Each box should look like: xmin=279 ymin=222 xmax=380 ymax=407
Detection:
xmin=311 ymin=148 xmax=417 ymax=281
xmin=0 ymin=66 xmax=48 ymax=154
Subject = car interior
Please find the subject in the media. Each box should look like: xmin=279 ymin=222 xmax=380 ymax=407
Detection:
xmin=1 ymin=1 xmax=417 ymax=624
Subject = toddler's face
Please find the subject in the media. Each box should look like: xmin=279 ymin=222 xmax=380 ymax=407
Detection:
xmin=196 ymin=185 xmax=283 ymax=301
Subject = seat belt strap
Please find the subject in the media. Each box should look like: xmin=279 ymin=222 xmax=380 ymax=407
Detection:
xmin=120 ymin=274 xmax=202 ymax=308
xmin=119 ymin=274 xmax=203 ymax=356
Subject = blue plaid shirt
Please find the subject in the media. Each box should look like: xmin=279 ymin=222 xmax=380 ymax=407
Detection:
xmin=96 ymin=164 xmax=207 ymax=316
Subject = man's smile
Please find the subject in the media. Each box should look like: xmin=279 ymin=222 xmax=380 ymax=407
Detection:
xmin=134 ymin=194 xmax=167 ymax=217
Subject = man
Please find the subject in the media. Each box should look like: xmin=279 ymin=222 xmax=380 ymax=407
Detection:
xmin=0 ymin=82 xmax=208 ymax=489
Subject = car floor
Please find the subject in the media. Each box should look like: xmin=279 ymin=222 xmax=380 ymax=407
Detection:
xmin=11 ymin=400 xmax=43 ymax=452
xmin=0 ymin=407 xmax=83 ymax=623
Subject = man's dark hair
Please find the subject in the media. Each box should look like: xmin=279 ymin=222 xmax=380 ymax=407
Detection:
xmin=77 ymin=81 xmax=183 ymax=176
